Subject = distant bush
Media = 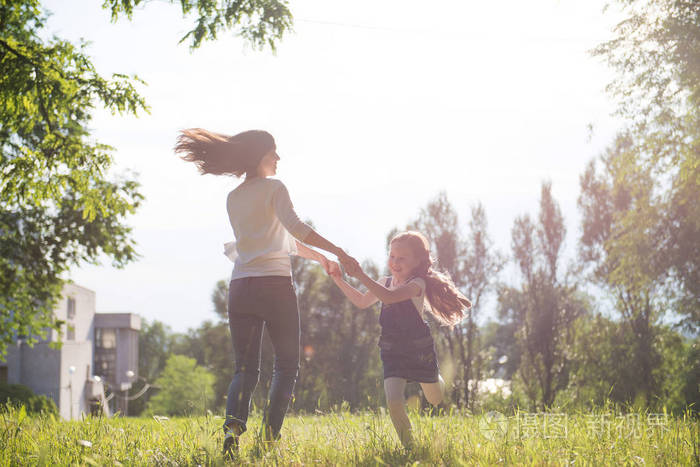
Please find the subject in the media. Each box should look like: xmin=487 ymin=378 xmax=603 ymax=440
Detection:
xmin=145 ymin=355 xmax=215 ymax=416
xmin=0 ymin=383 xmax=58 ymax=415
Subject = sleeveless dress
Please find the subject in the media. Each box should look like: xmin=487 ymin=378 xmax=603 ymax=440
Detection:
xmin=378 ymin=277 xmax=439 ymax=383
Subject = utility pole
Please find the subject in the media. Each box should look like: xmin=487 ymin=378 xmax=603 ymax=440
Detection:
xmin=68 ymin=366 xmax=76 ymax=420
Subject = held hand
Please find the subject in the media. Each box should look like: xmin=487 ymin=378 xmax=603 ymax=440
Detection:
xmin=346 ymin=261 xmax=361 ymax=278
xmin=339 ymin=254 xmax=361 ymax=278
xmin=321 ymin=257 xmax=342 ymax=278
xmin=326 ymin=260 xmax=342 ymax=278
xmin=320 ymin=256 xmax=331 ymax=274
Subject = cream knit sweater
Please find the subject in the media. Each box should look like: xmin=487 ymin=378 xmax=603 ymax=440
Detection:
xmin=224 ymin=177 xmax=312 ymax=279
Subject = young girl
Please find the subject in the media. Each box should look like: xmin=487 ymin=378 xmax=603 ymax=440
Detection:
xmin=329 ymin=231 xmax=471 ymax=449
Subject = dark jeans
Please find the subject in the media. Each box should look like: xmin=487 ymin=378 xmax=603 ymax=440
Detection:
xmin=224 ymin=275 xmax=300 ymax=438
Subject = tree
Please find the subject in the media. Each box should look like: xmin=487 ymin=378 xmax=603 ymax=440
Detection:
xmin=578 ymin=136 xmax=674 ymax=405
xmin=138 ymin=320 xmax=177 ymax=382
xmin=563 ymin=313 xmax=646 ymax=408
xmin=405 ymin=192 xmax=503 ymax=409
xmin=1 ymin=1 xmax=146 ymax=357
xmin=680 ymin=339 xmax=700 ymax=414
xmin=103 ymin=0 xmax=293 ymax=51
xmin=479 ymin=320 xmax=520 ymax=382
xmin=593 ymin=0 xmax=699 ymax=130
xmin=291 ymin=252 xmax=383 ymax=412
xmin=593 ymin=0 xmax=700 ymax=332
xmin=145 ymin=354 xmax=215 ymax=416
xmin=211 ymin=279 xmax=229 ymax=321
xmin=171 ymin=318 xmax=233 ymax=410
xmin=0 ymin=0 xmax=294 ymax=358
xmin=459 ymin=203 xmax=505 ymax=410
xmin=498 ymin=182 xmax=586 ymax=410
xmin=129 ymin=319 xmax=177 ymax=415
xmin=565 ymin=312 xmax=697 ymax=413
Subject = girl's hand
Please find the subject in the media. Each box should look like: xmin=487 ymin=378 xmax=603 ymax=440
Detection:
xmin=325 ymin=260 xmax=342 ymax=278
xmin=321 ymin=257 xmax=341 ymax=278
xmin=320 ymin=256 xmax=332 ymax=273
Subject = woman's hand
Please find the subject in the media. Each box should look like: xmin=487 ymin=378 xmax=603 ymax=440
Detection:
xmin=339 ymin=254 xmax=361 ymax=277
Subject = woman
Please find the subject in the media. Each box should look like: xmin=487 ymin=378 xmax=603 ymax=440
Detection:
xmin=175 ymin=128 xmax=356 ymax=456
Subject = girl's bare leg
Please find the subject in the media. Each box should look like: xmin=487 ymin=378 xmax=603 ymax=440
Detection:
xmin=384 ymin=377 xmax=413 ymax=448
xmin=419 ymin=374 xmax=445 ymax=406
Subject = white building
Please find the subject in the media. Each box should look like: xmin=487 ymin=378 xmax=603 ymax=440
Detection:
xmin=0 ymin=283 xmax=141 ymax=419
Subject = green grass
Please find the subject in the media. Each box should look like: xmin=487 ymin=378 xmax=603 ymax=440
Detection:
xmin=1 ymin=405 xmax=698 ymax=465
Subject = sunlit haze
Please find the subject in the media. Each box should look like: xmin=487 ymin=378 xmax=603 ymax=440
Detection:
xmin=44 ymin=0 xmax=624 ymax=332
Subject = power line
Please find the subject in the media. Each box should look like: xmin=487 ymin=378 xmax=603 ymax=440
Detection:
xmin=296 ymin=18 xmax=608 ymax=43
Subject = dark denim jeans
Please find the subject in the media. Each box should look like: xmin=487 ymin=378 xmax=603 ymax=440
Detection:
xmin=224 ymin=276 xmax=300 ymax=438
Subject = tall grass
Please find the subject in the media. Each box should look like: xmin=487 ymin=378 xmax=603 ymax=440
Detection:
xmin=1 ymin=405 xmax=697 ymax=465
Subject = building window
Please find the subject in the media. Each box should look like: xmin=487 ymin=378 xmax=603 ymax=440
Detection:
xmin=66 ymin=325 xmax=75 ymax=341
xmin=96 ymin=328 xmax=117 ymax=349
xmin=0 ymin=366 xmax=7 ymax=384
xmin=94 ymin=328 xmax=118 ymax=383
xmin=67 ymin=297 xmax=76 ymax=319
xmin=95 ymin=354 xmax=116 ymax=380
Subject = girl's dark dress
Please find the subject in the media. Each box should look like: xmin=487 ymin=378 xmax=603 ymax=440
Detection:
xmin=378 ymin=277 xmax=439 ymax=383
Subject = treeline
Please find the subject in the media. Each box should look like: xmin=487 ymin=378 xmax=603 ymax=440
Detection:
xmin=130 ymin=181 xmax=697 ymax=416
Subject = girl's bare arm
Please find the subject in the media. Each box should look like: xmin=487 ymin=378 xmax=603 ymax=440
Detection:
xmin=346 ymin=264 xmax=421 ymax=305
xmin=330 ymin=275 xmax=379 ymax=309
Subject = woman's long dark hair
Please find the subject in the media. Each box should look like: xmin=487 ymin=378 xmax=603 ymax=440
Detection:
xmin=175 ymin=128 xmax=275 ymax=177
xmin=391 ymin=231 xmax=472 ymax=327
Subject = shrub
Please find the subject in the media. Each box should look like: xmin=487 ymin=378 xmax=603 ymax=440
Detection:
xmin=145 ymin=355 xmax=215 ymax=416
xmin=0 ymin=383 xmax=58 ymax=415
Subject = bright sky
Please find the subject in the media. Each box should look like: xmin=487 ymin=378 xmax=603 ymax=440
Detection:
xmin=44 ymin=0 xmax=623 ymax=332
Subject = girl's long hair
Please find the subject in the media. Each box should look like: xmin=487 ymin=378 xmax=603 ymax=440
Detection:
xmin=391 ymin=231 xmax=472 ymax=327
xmin=174 ymin=128 xmax=275 ymax=177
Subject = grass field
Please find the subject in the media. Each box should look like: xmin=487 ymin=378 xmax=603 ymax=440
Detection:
xmin=1 ymin=405 xmax=698 ymax=465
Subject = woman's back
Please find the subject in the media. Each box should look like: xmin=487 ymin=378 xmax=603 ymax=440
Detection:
xmin=227 ymin=177 xmax=311 ymax=279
